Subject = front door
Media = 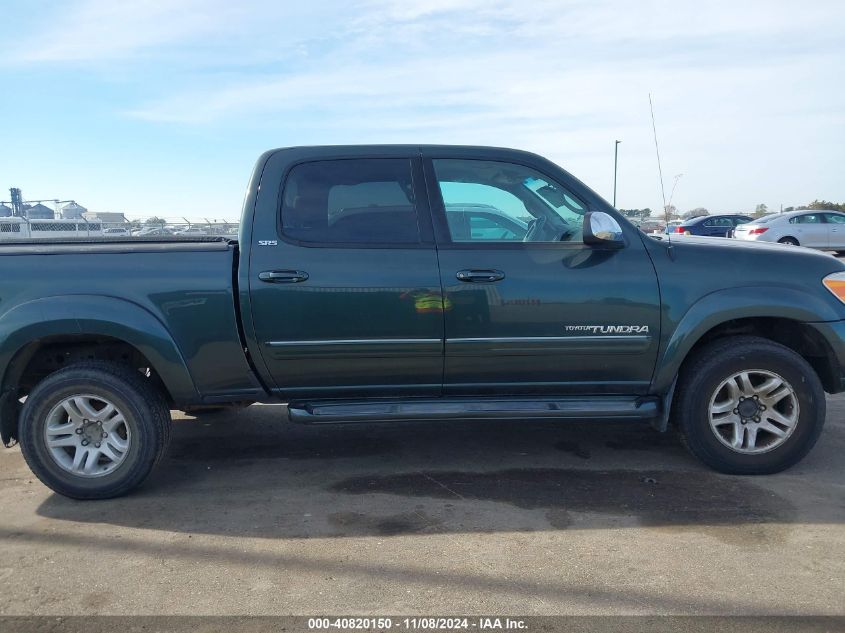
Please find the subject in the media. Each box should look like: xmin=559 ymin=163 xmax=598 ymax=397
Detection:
xmin=824 ymin=213 xmax=845 ymax=249
xmin=423 ymin=151 xmax=661 ymax=396
xmin=249 ymin=155 xmax=444 ymax=399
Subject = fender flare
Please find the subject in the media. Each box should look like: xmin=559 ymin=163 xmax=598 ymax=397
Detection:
xmin=0 ymin=294 xmax=198 ymax=403
xmin=652 ymin=285 xmax=842 ymax=394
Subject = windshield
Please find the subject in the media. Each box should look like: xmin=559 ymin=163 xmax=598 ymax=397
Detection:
xmin=754 ymin=214 xmax=781 ymax=224
xmin=522 ymin=176 xmax=586 ymax=226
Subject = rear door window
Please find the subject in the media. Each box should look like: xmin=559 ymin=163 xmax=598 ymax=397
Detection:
xmin=280 ymin=159 xmax=421 ymax=245
xmin=790 ymin=214 xmax=823 ymax=224
xmin=704 ymin=217 xmax=732 ymax=228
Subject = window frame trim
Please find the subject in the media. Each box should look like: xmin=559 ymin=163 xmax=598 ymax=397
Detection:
xmin=274 ymin=156 xmax=435 ymax=250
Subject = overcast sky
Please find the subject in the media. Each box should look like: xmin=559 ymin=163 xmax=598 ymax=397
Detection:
xmin=1 ymin=0 xmax=843 ymax=220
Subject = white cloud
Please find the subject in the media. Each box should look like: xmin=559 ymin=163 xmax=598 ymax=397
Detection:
xmin=7 ymin=0 xmax=244 ymax=63
xmin=3 ymin=0 xmax=844 ymax=212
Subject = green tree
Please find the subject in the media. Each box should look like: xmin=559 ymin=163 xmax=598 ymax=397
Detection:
xmin=682 ymin=207 xmax=709 ymax=219
xmin=753 ymin=204 xmax=768 ymax=218
xmin=806 ymin=200 xmax=845 ymax=212
xmin=145 ymin=216 xmax=166 ymax=227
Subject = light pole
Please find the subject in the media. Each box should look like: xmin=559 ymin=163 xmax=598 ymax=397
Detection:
xmin=613 ymin=140 xmax=621 ymax=207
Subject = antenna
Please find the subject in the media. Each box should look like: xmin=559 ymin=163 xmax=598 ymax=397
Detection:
xmin=649 ymin=94 xmax=670 ymax=243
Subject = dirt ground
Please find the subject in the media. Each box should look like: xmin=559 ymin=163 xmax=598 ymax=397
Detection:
xmin=0 ymin=397 xmax=843 ymax=615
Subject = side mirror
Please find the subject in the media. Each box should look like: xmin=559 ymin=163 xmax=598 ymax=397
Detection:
xmin=583 ymin=211 xmax=625 ymax=248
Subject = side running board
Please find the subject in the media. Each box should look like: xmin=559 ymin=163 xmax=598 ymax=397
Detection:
xmin=287 ymin=396 xmax=659 ymax=424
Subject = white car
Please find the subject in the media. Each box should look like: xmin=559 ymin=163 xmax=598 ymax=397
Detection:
xmin=103 ymin=227 xmax=130 ymax=237
xmin=734 ymin=210 xmax=845 ymax=254
xmin=174 ymin=227 xmax=207 ymax=236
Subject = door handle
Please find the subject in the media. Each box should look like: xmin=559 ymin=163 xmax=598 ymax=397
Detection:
xmin=259 ymin=270 xmax=309 ymax=283
xmin=456 ymin=269 xmax=505 ymax=283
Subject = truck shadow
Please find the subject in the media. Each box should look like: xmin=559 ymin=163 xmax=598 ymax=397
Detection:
xmin=36 ymin=404 xmax=845 ymax=540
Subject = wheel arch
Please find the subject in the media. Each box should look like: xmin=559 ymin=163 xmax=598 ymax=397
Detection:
xmin=0 ymin=295 xmax=198 ymax=445
xmin=653 ymin=287 xmax=843 ymax=414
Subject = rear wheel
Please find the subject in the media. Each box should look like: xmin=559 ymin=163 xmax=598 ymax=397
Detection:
xmin=19 ymin=361 xmax=171 ymax=499
xmin=779 ymin=237 xmax=800 ymax=246
xmin=673 ymin=336 xmax=825 ymax=474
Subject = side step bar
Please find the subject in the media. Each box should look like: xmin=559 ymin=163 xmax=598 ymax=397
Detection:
xmin=288 ymin=396 xmax=660 ymax=424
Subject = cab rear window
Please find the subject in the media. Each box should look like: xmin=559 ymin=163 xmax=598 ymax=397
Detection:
xmin=280 ymin=159 xmax=421 ymax=245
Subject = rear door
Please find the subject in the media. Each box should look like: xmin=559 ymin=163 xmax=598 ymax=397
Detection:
xmin=700 ymin=217 xmax=732 ymax=237
xmin=422 ymin=149 xmax=661 ymax=396
xmin=710 ymin=217 xmax=733 ymax=237
xmin=789 ymin=213 xmax=828 ymax=248
xmin=247 ymin=151 xmax=444 ymax=399
xmin=700 ymin=218 xmax=718 ymax=236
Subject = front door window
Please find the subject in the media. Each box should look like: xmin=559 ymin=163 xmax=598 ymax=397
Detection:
xmin=433 ymin=159 xmax=587 ymax=244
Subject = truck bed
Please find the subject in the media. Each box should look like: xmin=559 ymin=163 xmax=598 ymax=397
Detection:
xmin=0 ymin=237 xmax=260 ymax=403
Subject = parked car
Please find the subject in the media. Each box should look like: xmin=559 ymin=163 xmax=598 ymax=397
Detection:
xmin=173 ymin=227 xmax=207 ymax=236
xmin=1 ymin=145 xmax=845 ymax=499
xmin=133 ymin=226 xmax=173 ymax=237
xmin=667 ymin=214 xmax=754 ymax=238
xmin=734 ymin=210 xmax=845 ymax=254
xmin=132 ymin=226 xmax=173 ymax=237
xmin=103 ymin=227 xmax=131 ymax=237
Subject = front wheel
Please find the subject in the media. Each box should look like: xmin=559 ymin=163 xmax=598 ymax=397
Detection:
xmin=673 ymin=336 xmax=825 ymax=474
xmin=19 ymin=361 xmax=171 ymax=499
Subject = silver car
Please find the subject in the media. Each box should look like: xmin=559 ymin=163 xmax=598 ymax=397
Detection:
xmin=734 ymin=210 xmax=845 ymax=254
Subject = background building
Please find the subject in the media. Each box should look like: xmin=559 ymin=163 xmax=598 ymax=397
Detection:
xmin=60 ymin=201 xmax=87 ymax=219
xmin=83 ymin=211 xmax=127 ymax=226
xmin=22 ymin=203 xmax=55 ymax=219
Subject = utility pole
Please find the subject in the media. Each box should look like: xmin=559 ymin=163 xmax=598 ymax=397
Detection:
xmin=613 ymin=140 xmax=621 ymax=207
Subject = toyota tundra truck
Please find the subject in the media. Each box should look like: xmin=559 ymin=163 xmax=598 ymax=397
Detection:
xmin=2 ymin=145 xmax=844 ymax=499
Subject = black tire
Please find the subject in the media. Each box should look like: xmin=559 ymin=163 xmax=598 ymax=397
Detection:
xmin=779 ymin=237 xmax=800 ymax=246
xmin=835 ymin=251 xmax=845 ymax=257
xmin=672 ymin=336 xmax=825 ymax=475
xmin=19 ymin=361 xmax=171 ymax=499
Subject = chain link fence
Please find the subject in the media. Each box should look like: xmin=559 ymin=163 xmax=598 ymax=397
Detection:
xmin=0 ymin=216 xmax=240 ymax=241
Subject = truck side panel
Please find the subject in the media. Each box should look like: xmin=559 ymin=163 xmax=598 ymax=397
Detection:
xmin=0 ymin=242 xmax=262 ymax=404
xmin=644 ymin=236 xmax=845 ymax=393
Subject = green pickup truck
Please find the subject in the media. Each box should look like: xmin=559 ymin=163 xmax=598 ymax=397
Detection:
xmin=2 ymin=145 xmax=845 ymax=499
